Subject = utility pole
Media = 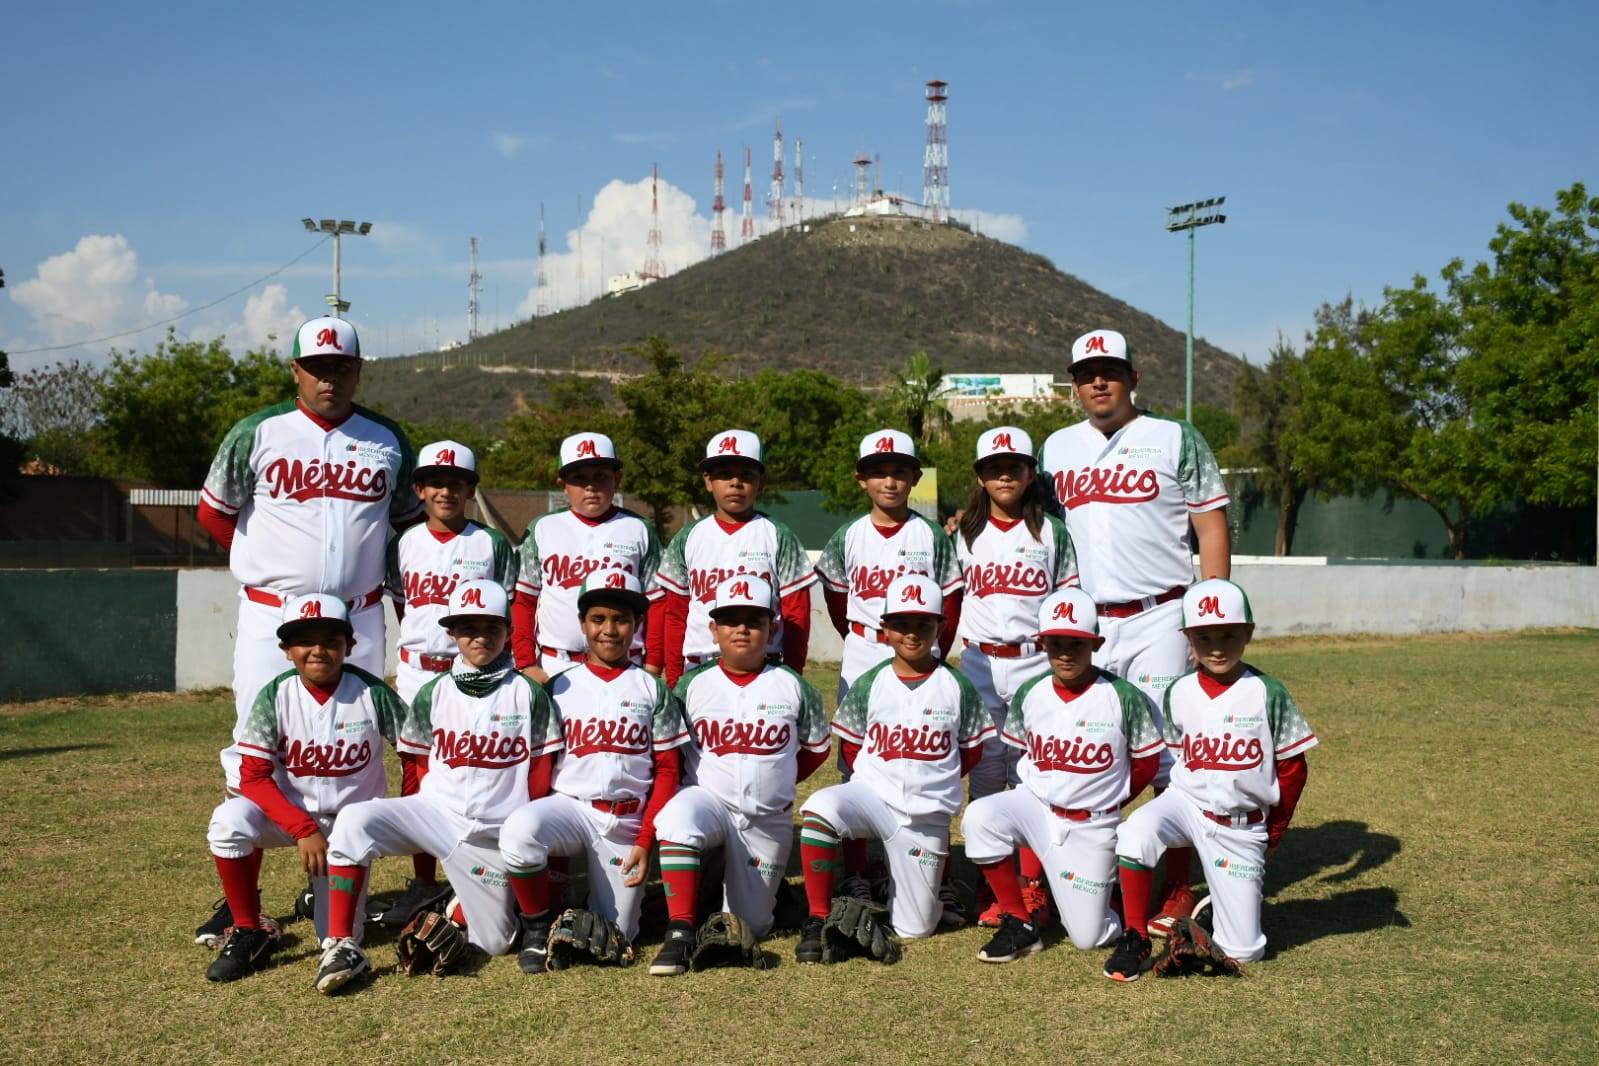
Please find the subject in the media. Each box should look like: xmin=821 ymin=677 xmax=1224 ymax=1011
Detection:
xmin=1165 ymin=197 xmax=1227 ymax=421
xmin=301 ymin=218 xmax=372 ymax=314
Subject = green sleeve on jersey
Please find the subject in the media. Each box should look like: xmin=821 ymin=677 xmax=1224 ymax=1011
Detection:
xmin=1176 ymin=419 xmax=1228 ymax=508
xmin=1005 ymin=671 xmax=1053 ymax=750
xmin=833 ymin=661 xmax=885 ymax=737
xmin=1111 ymin=677 xmax=1162 ymax=753
xmin=654 ymin=522 xmax=693 ymax=595
xmin=671 ymin=660 xmax=717 ymax=706
xmin=203 ymin=403 xmax=288 ymax=512
xmin=778 ymin=666 xmax=830 ymax=749
xmin=815 ymin=520 xmax=852 ymax=590
xmin=384 ymin=531 xmax=404 ymax=599
xmin=406 ymin=677 xmax=439 ymax=748
xmin=524 ymin=677 xmax=566 ymax=752
xmin=516 ymin=516 xmax=544 ymax=592
xmin=949 ymin=665 xmax=991 ymax=745
xmin=769 ymin=516 xmax=816 ymax=594
xmin=1046 ymin=514 xmax=1079 ymax=587
xmin=356 ymin=405 xmax=421 ymax=523
xmin=927 ymin=516 xmax=963 ymax=591
xmin=627 ymin=509 xmax=665 ymax=588
xmin=235 ymin=670 xmax=294 ymax=753
xmin=1035 ymin=436 xmax=1065 ymax=517
xmin=348 ymin=666 xmax=408 ymax=748
xmin=649 ymin=673 xmax=689 ymax=746
xmin=1159 ymin=683 xmax=1183 ymax=747
xmin=1261 ymin=670 xmax=1317 ymax=754
xmin=485 ymin=526 xmax=519 ymax=594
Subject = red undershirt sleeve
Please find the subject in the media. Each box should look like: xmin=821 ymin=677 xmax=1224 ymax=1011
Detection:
xmin=526 ymin=752 xmax=555 ymax=801
xmin=399 ymin=752 xmax=429 ymax=795
xmin=1267 ymin=755 xmax=1308 ymax=848
xmin=662 ymin=591 xmax=690 ymax=686
xmin=938 ymin=589 xmax=964 ymax=657
xmin=796 ymin=743 xmax=831 ymax=783
xmin=196 ymin=499 xmax=237 ymax=552
xmin=238 ymin=755 xmax=318 ymax=840
xmin=644 ymin=597 xmax=668 ymax=669
xmin=959 ymin=741 xmax=983 ymax=777
xmin=779 ymin=587 xmax=811 ymax=672
xmin=841 ymin=739 xmax=861 ymax=772
xmin=510 ymin=592 xmax=539 ymax=670
xmin=823 ymin=588 xmax=849 ymax=638
xmin=1125 ymin=753 xmax=1159 ymax=807
xmin=635 ymin=748 xmax=681 ymax=850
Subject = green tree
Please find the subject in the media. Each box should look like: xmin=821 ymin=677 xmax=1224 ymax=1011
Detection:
xmin=730 ymin=368 xmax=871 ymax=489
xmin=1229 ymin=338 xmax=1314 ymax=555
xmin=887 ymin=351 xmax=953 ymax=444
xmin=1152 ymin=403 xmax=1239 ymax=454
xmin=487 ymin=378 xmax=623 ymax=491
xmin=0 ymin=351 xmax=27 ymax=501
xmin=0 ymin=359 xmax=111 ymax=474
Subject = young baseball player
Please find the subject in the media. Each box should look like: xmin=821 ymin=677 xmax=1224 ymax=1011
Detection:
xmin=500 ymin=569 xmax=688 ymax=973
xmin=202 ymin=594 xmax=417 ymax=982
xmin=795 ymin=575 xmax=994 ymax=962
xmin=1038 ymin=328 xmax=1232 ymax=934
xmin=955 ymin=426 xmax=1080 ymax=926
xmin=647 ymin=429 xmax=815 ymax=688
xmin=512 ymin=432 xmax=662 ymax=683
xmin=649 ymin=576 xmax=830 ymax=976
xmin=1104 ymin=579 xmax=1316 ymax=981
xmin=960 ymin=587 xmax=1162 ymax=963
xmin=315 ymin=579 xmax=564 ymax=994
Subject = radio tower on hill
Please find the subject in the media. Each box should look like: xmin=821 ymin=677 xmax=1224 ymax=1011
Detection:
xmin=853 ymin=151 xmax=872 ymax=207
xmin=467 ymin=237 xmax=482 ymax=340
xmin=794 ymin=137 xmax=804 ymax=224
xmin=710 ymin=151 xmax=727 ymax=254
xmin=740 ymin=147 xmax=755 ymax=243
xmin=641 ymin=163 xmax=665 ymax=281
xmin=768 ymin=120 xmax=785 ymax=228
xmin=534 ymin=204 xmax=550 ymax=317
xmin=923 ymin=79 xmax=950 ymax=223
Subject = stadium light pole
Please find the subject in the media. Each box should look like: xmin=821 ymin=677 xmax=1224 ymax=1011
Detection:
xmin=301 ymin=218 xmax=373 ymax=315
xmin=1166 ymin=197 xmax=1226 ymax=421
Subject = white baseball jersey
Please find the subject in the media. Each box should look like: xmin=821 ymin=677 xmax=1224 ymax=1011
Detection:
xmin=403 ymin=665 xmax=565 ymax=829
xmin=202 ymin=400 xmax=420 ymax=596
xmin=1162 ymin=666 xmax=1317 ymax=814
xmin=387 ymin=521 xmax=518 ymax=659
xmin=673 ymin=661 xmax=829 ymax=818
xmin=515 ymin=507 xmax=662 ymax=653
xmin=548 ymin=662 xmax=689 ymax=802
xmin=955 ymin=514 xmax=1079 ymax=644
xmin=1037 ymin=414 xmax=1228 ymax=604
xmin=233 ymin=665 xmax=419 ymax=817
xmin=832 ymin=661 xmax=994 ymax=820
xmin=1004 ymin=671 xmax=1162 ymax=812
xmin=653 ymin=514 xmax=816 ymax=660
xmin=815 ymin=513 xmax=963 ymax=630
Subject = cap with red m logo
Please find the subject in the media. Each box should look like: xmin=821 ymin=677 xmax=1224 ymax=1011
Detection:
xmin=292 ymin=316 xmax=360 ymax=360
xmin=882 ymin=574 xmax=943 ymax=619
xmin=559 ymin=432 xmax=621 ymax=475
xmin=699 ymin=429 xmax=765 ymax=471
xmin=1069 ymin=328 xmax=1130 ymax=370
xmin=276 ymin=593 xmax=354 ymax=641
xmin=855 ymin=428 xmax=919 ymax=473
xmin=974 ymin=426 xmax=1035 ymax=470
xmin=709 ymin=574 xmax=775 ymax=618
xmin=415 ymin=440 xmax=478 ymax=483
xmin=1037 ymin=587 xmax=1098 ymax=640
xmin=439 ymin=579 xmax=510 ymax=628
xmin=1181 ymin=579 xmax=1254 ymax=629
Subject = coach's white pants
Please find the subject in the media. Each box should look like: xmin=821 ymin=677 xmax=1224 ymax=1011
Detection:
xmin=395 ymin=657 xmax=451 ymax=706
xmin=223 ymin=592 xmax=386 ymax=788
xmin=500 ymin=793 xmax=646 ymax=941
xmin=1115 ymin=789 xmax=1268 ymax=963
xmin=801 ymin=781 xmax=949 ymax=939
xmin=1095 ymin=599 xmax=1186 ymax=788
xmin=653 ymin=786 xmax=791 ymax=937
xmin=207 ymin=796 xmax=367 ymax=945
xmin=959 ymin=647 xmax=1049 ymax=800
xmin=962 ymin=789 xmax=1121 ymax=950
xmin=327 ymin=794 xmax=517 ymax=955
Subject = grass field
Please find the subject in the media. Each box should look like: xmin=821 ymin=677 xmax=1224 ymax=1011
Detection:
xmin=3 ymin=631 xmax=1596 ymax=1065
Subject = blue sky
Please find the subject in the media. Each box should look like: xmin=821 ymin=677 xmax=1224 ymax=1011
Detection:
xmin=4 ymin=0 xmax=1596 ymax=373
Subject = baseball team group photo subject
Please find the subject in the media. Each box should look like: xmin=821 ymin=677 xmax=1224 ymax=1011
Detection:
xmin=184 ymin=314 xmax=1305 ymax=991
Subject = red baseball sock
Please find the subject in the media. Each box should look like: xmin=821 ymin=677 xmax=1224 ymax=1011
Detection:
xmin=1163 ymin=846 xmax=1195 ymax=899
xmin=799 ymin=814 xmax=842 ymax=918
xmin=412 ymin=853 xmax=438 ymax=884
xmin=1118 ymin=860 xmax=1153 ymax=936
xmin=213 ymin=850 xmax=263 ymax=929
xmin=977 ymin=858 xmax=1028 ymax=921
xmin=326 ymin=864 xmax=368 ymax=940
xmin=1018 ymin=846 xmax=1044 ymax=881
xmin=843 ymin=838 xmax=868 ymax=876
xmin=659 ymin=843 xmax=700 ymax=925
xmin=509 ymin=868 xmax=549 ymax=918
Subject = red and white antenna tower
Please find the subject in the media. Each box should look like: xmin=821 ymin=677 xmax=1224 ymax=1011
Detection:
xmin=794 ymin=137 xmax=804 ymax=224
xmin=740 ymin=146 xmax=755 ymax=243
xmin=641 ymin=163 xmax=665 ymax=281
xmin=710 ymin=151 xmax=727 ymax=253
xmin=853 ymin=152 xmax=871 ymax=207
xmin=768 ymin=119 xmax=785 ymax=228
xmin=923 ymin=79 xmax=950 ymax=223
xmin=534 ymin=203 xmax=550 ymax=317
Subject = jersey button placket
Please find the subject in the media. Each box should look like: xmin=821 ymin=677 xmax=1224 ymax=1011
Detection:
xmin=324 ymin=434 xmax=346 ymax=591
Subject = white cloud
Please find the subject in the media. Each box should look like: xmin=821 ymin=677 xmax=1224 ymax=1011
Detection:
xmin=222 ymin=284 xmax=307 ymax=354
xmin=9 ymin=234 xmax=189 ymax=348
xmin=491 ymin=131 xmax=526 ymax=158
xmin=949 ymin=208 xmax=1028 ymax=244
xmin=1222 ymin=69 xmax=1255 ymax=91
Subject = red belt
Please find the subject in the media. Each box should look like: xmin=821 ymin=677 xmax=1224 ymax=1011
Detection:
xmin=400 ymin=648 xmax=454 ymax=672
xmin=849 ymin=621 xmax=889 ymax=644
xmin=245 ymin=585 xmax=384 ymax=611
xmin=1050 ymin=805 xmax=1115 ymax=821
xmin=592 ymin=797 xmax=642 ymax=816
xmin=964 ymin=638 xmax=1034 ymax=659
xmin=540 ymin=645 xmax=587 ymax=663
xmin=1097 ymin=585 xmax=1186 ymax=619
xmin=1202 ymin=808 xmax=1265 ymax=827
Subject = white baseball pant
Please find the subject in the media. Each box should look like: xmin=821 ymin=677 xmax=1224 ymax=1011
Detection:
xmin=962 ymin=790 xmax=1121 ymax=950
xmin=652 ymin=786 xmax=792 ymax=938
xmin=207 ymin=796 xmax=367 ymax=945
xmin=801 ymin=781 xmax=949 ymax=939
xmin=537 ymin=647 xmax=588 ymax=677
xmin=959 ymin=646 xmax=1049 ymax=800
xmin=1094 ymin=599 xmax=1186 ymax=788
xmin=500 ymin=793 xmax=647 ymax=941
xmin=395 ymin=658 xmax=453 ymax=706
xmin=223 ymin=592 xmax=386 ymax=788
xmin=834 ymin=630 xmax=897 ymax=778
xmin=1115 ymin=788 xmax=1268 ymax=963
xmin=327 ymin=794 xmax=518 ymax=954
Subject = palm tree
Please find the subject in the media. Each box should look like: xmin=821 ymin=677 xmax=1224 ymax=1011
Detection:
xmin=892 ymin=351 xmax=952 ymax=444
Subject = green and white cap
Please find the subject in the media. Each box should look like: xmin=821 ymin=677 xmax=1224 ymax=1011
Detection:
xmin=292 ymin=315 xmax=360 ymax=360
xmin=1181 ymin=578 xmax=1254 ymax=629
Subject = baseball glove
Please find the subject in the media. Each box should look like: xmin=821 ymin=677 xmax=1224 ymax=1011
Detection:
xmin=1151 ymin=917 xmax=1244 ymax=978
xmin=546 ymin=908 xmax=635 ymax=969
xmin=820 ymin=895 xmax=902 ymax=965
xmin=395 ymin=910 xmax=471 ymax=977
xmin=689 ymin=911 xmax=768 ymax=971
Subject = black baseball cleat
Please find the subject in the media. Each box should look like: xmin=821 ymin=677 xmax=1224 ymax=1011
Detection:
xmin=1103 ymin=927 xmax=1152 ymax=983
xmin=371 ymin=878 xmax=444 ymax=929
xmin=977 ymin=914 xmax=1042 ymax=964
xmin=315 ymin=937 xmax=371 ymax=995
xmin=294 ymin=878 xmax=316 ymax=922
xmin=517 ymin=912 xmax=552 ymax=974
xmin=206 ymin=925 xmax=279 ymax=982
xmin=195 ymin=898 xmax=233 ymax=948
xmin=650 ymin=921 xmax=695 ymax=976
xmin=795 ymin=916 xmax=825 ymax=965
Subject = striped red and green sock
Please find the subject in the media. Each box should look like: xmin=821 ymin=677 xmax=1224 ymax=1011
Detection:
xmin=800 ymin=814 xmax=843 ymax=918
xmin=1117 ymin=859 xmax=1153 ymax=937
xmin=507 ymin=861 xmax=549 ymax=917
xmin=659 ymin=842 xmax=701 ymax=926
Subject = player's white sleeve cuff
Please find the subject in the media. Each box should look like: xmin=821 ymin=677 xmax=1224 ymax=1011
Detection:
xmin=818 ymin=572 xmax=849 ymax=594
xmin=831 ymin=721 xmax=864 ymax=744
xmin=1275 ymin=733 xmax=1318 ymax=758
xmin=201 ymin=486 xmax=241 ymax=515
xmin=999 ymin=730 xmax=1027 ymax=751
xmin=960 ymin=723 xmax=997 ymax=749
xmin=1130 ymin=738 xmax=1164 ymax=758
xmin=1185 ymin=492 xmax=1230 ymax=513
xmin=801 ymin=736 xmax=831 ymax=753
xmin=778 ymin=571 xmax=819 ymax=596
xmin=397 ymin=739 xmax=432 ymax=756
xmin=941 ymin=577 xmax=965 ymax=594
xmin=652 ymin=573 xmax=688 ymax=596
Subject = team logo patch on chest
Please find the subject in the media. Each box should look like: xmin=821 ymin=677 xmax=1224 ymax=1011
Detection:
xmin=693 ymin=715 xmax=791 ymax=755
xmin=1027 ymin=732 xmax=1113 ymax=773
xmin=1053 ymin=464 xmax=1159 ymax=509
xmin=280 ymin=735 xmax=374 ymax=777
xmin=1181 ymin=731 xmax=1264 ymax=772
xmin=564 ymin=714 xmax=651 ymax=757
xmin=264 ymin=457 xmax=389 ymax=502
xmin=433 ymin=725 xmax=530 ymax=768
xmin=866 ymin=719 xmax=953 ymax=761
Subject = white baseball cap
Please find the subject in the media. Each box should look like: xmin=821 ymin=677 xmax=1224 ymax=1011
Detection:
xmin=1181 ymin=578 xmax=1255 ymax=629
xmin=709 ymin=574 xmax=776 ymax=617
xmin=1070 ymin=329 xmax=1131 ymax=370
xmin=1037 ymin=587 xmax=1098 ymax=640
xmin=576 ymin=567 xmax=650 ymax=617
xmin=276 ymin=593 xmax=354 ymax=640
xmin=414 ymin=440 xmax=479 ymax=484
xmin=882 ymin=574 xmax=943 ymax=618
xmin=856 ymin=429 xmax=919 ymax=472
xmin=559 ymin=432 xmax=622 ymax=475
xmin=974 ymin=426 xmax=1035 ymax=470
xmin=293 ymin=316 xmax=360 ymax=360
xmin=438 ymin=579 xmax=510 ymax=628
xmin=699 ymin=429 xmax=765 ymax=471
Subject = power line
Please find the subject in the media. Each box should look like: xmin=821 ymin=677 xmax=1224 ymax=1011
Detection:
xmin=9 ymin=237 xmax=331 ymax=355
